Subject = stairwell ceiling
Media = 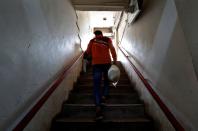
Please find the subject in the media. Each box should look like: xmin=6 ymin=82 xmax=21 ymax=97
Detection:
xmin=89 ymin=11 xmax=117 ymax=28
xmin=76 ymin=10 xmax=121 ymax=50
xmin=76 ymin=11 xmax=120 ymax=37
xmin=71 ymin=0 xmax=129 ymax=11
xmin=74 ymin=0 xmax=125 ymax=45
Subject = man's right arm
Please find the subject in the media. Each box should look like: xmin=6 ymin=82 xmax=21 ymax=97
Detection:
xmin=108 ymin=39 xmax=117 ymax=64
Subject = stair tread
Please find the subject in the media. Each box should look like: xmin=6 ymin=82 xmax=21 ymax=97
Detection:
xmin=63 ymin=103 xmax=143 ymax=106
xmin=67 ymin=92 xmax=142 ymax=104
xmin=68 ymin=92 xmax=139 ymax=97
xmin=78 ymin=77 xmax=129 ymax=80
xmin=61 ymin=103 xmax=145 ymax=118
xmin=69 ymin=92 xmax=137 ymax=95
xmin=55 ymin=117 xmax=151 ymax=123
xmin=77 ymin=82 xmax=130 ymax=85
xmin=77 ymin=83 xmax=130 ymax=86
xmin=75 ymin=84 xmax=134 ymax=88
xmin=72 ymin=88 xmax=135 ymax=94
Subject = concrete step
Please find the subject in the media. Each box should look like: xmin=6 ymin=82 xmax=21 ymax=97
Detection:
xmin=66 ymin=93 xmax=142 ymax=104
xmin=61 ymin=104 xmax=145 ymax=118
xmin=55 ymin=117 xmax=151 ymax=123
xmin=71 ymin=87 xmax=136 ymax=95
xmin=72 ymin=87 xmax=135 ymax=94
xmin=76 ymin=81 xmax=131 ymax=87
xmin=52 ymin=117 xmax=153 ymax=131
xmin=73 ymin=84 xmax=135 ymax=93
xmin=75 ymin=84 xmax=134 ymax=88
xmin=78 ymin=78 xmax=130 ymax=84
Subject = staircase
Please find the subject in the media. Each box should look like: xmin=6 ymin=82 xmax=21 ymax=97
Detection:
xmin=51 ymin=62 xmax=154 ymax=131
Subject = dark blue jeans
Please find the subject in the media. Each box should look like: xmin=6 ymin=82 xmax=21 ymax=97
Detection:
xmin=93 ymin=64 xmax=111 ymax=107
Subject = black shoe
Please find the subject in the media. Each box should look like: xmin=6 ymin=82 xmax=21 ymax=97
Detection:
xmin=95 ymin=107 xmax=104 ymax=121
xmin=95 ymin=114 xmax=104 ymax=121
xmin=101 ymin=96 xmax=107 ymax=106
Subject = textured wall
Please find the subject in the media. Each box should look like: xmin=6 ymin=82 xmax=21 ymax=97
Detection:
xmin=119 ymin=0 xmax=198 ymax=130
xmin=118 ymin=50 xmax=175 ymax=131
xmin=0 ymin=0 xmax=81 ymax=130
xmin=76 ymin=11 xmax=93 ymax=51
xmin=173 ymin=0 xmax=198 ymax=79
xmin=23 ymin=58 xmax=83 ymax=131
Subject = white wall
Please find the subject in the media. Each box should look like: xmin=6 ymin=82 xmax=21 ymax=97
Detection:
xmin=76 ymin=11 xmax=93 ymax=51
xmin=0 ymin=0 xmax=82 ymax=130
xmin=119 ymin=0 xmax=198 ymax=130
xmin=173 ymin=0 xmax=198 ymax=79
xmin=24 ymin=58 xmax=83 ymax=131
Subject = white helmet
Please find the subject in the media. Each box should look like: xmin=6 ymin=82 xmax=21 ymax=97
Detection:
xmin=108 ymin=65 xmax=120 ymax=87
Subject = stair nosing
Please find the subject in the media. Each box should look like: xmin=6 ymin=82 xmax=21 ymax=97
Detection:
xmin=55 ymin=117 xmax=151 ymax=123
xmin=64 ymin=103 xmax=143 ymax=106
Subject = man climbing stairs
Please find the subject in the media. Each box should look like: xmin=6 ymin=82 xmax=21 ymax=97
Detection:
xmin=51 ymin=61 xmax=154 ymax=131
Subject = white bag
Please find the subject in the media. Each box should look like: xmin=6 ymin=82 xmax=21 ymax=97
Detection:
xmin=108 ymin=65 xmax=120 ymax=87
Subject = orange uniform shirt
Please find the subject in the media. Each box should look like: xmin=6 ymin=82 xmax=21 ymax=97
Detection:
xmin=86 ymin=37 xmax=117 ymax=65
